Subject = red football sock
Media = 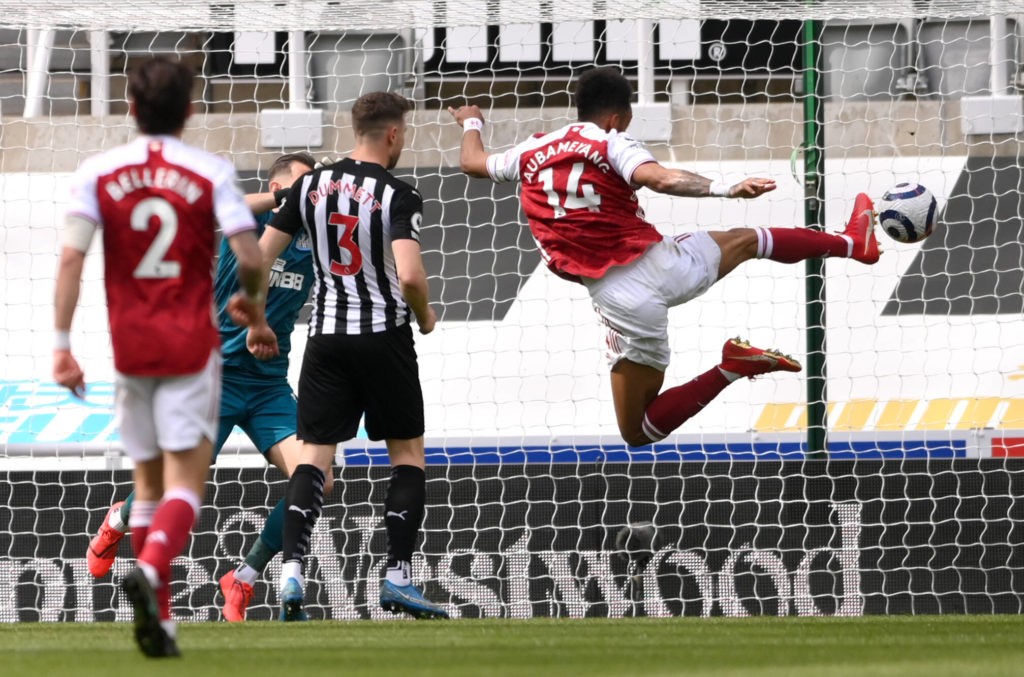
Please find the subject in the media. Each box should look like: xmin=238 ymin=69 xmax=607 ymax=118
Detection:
xmin=641 ymin=367 xmax=731 ymax=442
xmin=137 ymin=488 xmax=199 ymax=619
xmin=128 ymin=500 xmax=157 ymax=559
xmin=155 ymin=584 xmax=171 ymax=621
xmin=758 ymin=227 xmax=850 ymax=263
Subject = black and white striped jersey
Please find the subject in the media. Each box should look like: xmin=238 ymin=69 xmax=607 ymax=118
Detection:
xmin=270 ymin=158 xmax=423 ymax=336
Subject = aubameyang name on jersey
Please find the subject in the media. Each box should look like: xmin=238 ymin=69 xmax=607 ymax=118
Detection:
xmin=308 ymin=179 xmax=382 ymax=212
xmin=522 ymin=140 xmax=611 ymax=183
xmin=103 ymin=167 xmax=204 ymax=203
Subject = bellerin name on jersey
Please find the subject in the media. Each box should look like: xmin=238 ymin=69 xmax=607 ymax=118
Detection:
xmin=307 ymin=178 xmax=382 ymax=212
xmin=522 ymin=140 xmax=612 ymax=182
xmin=103 ymin=166 xmax=205 ymax=204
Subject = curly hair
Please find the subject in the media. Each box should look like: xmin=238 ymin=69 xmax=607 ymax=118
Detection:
xmin=575 ymin=67 xmax=633 ymax=121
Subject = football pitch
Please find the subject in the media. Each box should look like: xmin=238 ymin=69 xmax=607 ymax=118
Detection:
xmin=2 ymin=616 xmax=1023 ymax=677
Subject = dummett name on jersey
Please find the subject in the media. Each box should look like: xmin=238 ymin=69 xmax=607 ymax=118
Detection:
xmin=103 ymin=166 xmax=205 ymax=204
xmin=307 ymin=178 xmax=382 ymax=212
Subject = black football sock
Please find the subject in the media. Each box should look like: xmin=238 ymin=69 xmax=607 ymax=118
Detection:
xmin=280 ymin=464 xmax=326 ymax=570
xmin=384 ymin=465 xmax=426 ymax=584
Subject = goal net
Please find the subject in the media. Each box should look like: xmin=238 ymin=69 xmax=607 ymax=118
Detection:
xmin=3 ymin=0 xmax=1024 ymax=621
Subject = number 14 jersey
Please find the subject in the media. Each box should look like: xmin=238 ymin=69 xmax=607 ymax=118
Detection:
xmin=485 ymin=122 xmax=661 ymax=282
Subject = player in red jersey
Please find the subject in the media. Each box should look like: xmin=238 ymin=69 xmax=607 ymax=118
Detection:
xmin=52 ymin=57 xmax=274 ymax=657
xmin=449 ymin=66 xmax=879 ymax=447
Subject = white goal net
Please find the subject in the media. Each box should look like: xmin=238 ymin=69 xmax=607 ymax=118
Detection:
xmin=2 ymin=0 xmax=1024 ymax=621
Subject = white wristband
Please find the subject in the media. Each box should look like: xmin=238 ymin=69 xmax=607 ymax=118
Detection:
xmin=709 ymin=180 xmax=732 ymax=197
xmin=462 ymin=118 xmax=484 ymax=133
xmin=54 ymin=330 xmax=71 ymax=351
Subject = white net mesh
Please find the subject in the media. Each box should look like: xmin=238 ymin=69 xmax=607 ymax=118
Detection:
xmin=3 ymin=1 xmax=1024 ymax=620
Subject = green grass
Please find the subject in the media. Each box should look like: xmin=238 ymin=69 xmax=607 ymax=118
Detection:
xmin=2 ymin=616 xmax=1023 ymax=677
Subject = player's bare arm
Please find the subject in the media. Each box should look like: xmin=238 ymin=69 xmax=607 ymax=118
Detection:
xmin=631 ymin=162 xmax=776 ymax=199
xmin=52 ymin=244 xmax=87 ymax=397
xmin=245 ymin=192 xmax=279 ymax=215
xmin=245 ymin=187 xmax=295 ymax=215
xmin=447 ymin=104 xmax=489 ymax=178
xmin=235 ymin=225 xmax=293 ymax=358
xmin=393 ymin=239 xmax=436 ymax=334
xmin=226 ymin=230 xmax=268 ymax=322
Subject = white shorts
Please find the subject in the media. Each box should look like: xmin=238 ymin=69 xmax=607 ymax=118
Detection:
xmin=114 ymin=350 xmax=222 ymax=462
xmin=583 ymin=232 xmax=722 ymax=371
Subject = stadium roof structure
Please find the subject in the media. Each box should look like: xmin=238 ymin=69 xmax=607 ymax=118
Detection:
xmin=1 ymin=0 xmax=1023 ymax=31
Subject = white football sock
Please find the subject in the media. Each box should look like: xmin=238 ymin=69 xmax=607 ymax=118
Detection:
xmin=234 ymin=563 xmax=259 ymax=585
xmin=386 ymin=560 xmax=411 ymax=586
xmin=280 ymin=560 xmax=303 ymax=589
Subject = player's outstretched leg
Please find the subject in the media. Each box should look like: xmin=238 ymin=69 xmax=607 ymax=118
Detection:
xmin=379 ymin=465 xmax=448 ymax=619
xmin=88 ymin=499 xmax=129 ymax=577
xmin=122 ymin=567 xmax=180 ymax=658
xmin=749 ymin=193 xmax=878 ymax=265
xmin=640 ymin=338 xmax=801 ymax=444
xmin=219 ymin=497 xmax=286 ymax=621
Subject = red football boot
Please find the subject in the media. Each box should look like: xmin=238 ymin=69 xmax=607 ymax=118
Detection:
xmin=88 ymin=501 xmax=127 ymax=578
xmin=219 ymin=570 xmax=254 ymax=622
xmin=720 ymin=338 xmax=802 ymax=379
xmin=842 ymin=192 xmax=880 ymax=264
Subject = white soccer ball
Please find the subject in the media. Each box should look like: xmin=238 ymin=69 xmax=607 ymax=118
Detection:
xmin=876 ymin=182 xmax=937 ymax=243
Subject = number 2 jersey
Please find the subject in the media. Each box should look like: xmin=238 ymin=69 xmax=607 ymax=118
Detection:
xmin=485 ymin=121 xmax=660 ymax=281
xmin=66 ymin=136 xmax=256 ymax=376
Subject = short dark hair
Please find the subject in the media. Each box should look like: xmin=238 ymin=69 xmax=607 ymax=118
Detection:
xmin=267 ymin=152 xmax=315 ymax=182
xmin=128 ymin=57 xmax=194 ymax=135
xmin=575 ymin=67 xmax=633 ymax=121
xmin=351 ymin=91 xmax=413 ymax=136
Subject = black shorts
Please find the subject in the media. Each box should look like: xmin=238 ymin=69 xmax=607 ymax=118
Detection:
xmin=297 ymin=324 xmax=424 ymax=444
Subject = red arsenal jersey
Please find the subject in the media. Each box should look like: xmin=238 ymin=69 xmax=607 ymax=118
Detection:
xmin=486 ymin=122 xmax=661 ymax=281
xmin=66 ymin=136 xmax=255 ymax=376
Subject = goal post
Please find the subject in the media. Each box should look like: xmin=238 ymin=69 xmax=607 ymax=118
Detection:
xmin=3 ymin=0 xmax=1024 ymax=621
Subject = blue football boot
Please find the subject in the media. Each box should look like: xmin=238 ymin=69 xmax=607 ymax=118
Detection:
xmin=379 ymin=580 xmax=449 ymax=619
xmin=279 ymin=577 xmax=309 ymax=622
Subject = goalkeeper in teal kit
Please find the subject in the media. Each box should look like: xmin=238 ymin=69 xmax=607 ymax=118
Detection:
xmin=86 ymin=152 xmax=319 ymax=622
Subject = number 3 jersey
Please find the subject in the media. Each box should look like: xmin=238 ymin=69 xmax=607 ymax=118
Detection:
xmin=65 ymin=136 xmax=256 ymax=376
xmin=270 ymin=158 xmax=423 ymax=337
xmin=485 ymin=122 xmax=660 ymax=281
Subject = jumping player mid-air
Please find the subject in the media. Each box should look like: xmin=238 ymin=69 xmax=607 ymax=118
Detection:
xmin=449 ymin=66 xmax=878 ymax=447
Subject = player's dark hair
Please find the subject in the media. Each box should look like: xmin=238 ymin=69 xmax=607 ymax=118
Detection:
xmin=128 ymin=57 xmax=194 ymax=135
xmin=575 ymin=66 xmax=634 ymax=121
xmin=268 ymin=152 xmax=315 ymax=181
xmin=351 ymin=91 xmax=413 ymax=137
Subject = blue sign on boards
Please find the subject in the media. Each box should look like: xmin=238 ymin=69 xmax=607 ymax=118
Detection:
xmin=0 ymin=380 xmax=118 ymax=445
xmin=0 ymin=380 xmax=973 ymax=460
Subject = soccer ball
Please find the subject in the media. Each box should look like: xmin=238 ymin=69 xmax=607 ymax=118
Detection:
xmin=876 ymin=182 xmax=937 ymax=243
